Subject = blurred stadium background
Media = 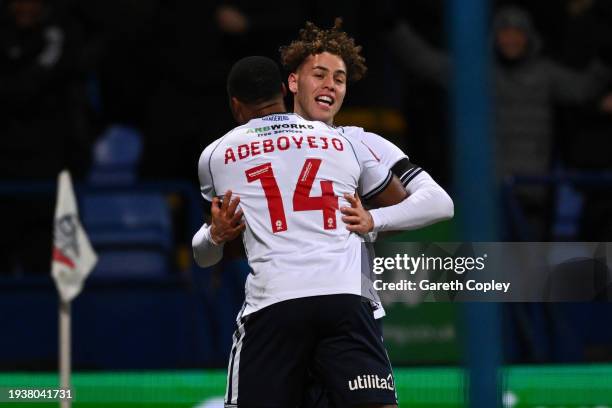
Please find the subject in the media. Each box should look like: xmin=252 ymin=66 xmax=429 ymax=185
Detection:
xmin=1 ymin=0 xmax=612 ymax=406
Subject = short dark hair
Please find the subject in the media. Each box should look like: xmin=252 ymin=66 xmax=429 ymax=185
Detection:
xmin=227 ymin=56 xmax=283 ymax=104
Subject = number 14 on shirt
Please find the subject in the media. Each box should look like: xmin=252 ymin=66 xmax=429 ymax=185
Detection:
xmin=245 ymin=158 xmax=338 ymax=232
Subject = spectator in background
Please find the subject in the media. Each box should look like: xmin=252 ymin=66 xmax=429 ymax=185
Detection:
xmin=386 ymin=4 xmax=611 ymax=239
xmin=0 ymin=0 xmax=89 ymax=274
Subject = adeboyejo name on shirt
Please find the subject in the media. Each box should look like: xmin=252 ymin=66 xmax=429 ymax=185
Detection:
xmin=223 ymin=135 xmax=346 ymax=164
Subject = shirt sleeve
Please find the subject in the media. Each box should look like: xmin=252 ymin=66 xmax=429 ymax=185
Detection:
xmin=198 ymin=142 xmax=219 ymax=201
xmin=358 ymin=131 xmax=408 ymax=170
xmin=192 ymin=223 xmax=224 ymax=267
xmin=390 ymin=157 xmax=424 ymax=188
xmin=348 ymin=136 xmax=394 ymax=201
xmin=357 ymin=132 xmax=426 ymax=189
xmin=193 ymin=140 xmax=225 ymax=268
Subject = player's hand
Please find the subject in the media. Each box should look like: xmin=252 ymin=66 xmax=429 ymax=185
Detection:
xmin=340 ymin=193 xmax=374 ymax=234
xmin=210 ymin=190 xmax=246 ymax=245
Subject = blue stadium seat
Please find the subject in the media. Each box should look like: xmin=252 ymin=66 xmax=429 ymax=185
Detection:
xmin=81 ymin=193 xmax=173 ymax=277
xmin=82 ymin=193 xmax=172 ymax=250
xmin=89 ymin=125 xmax=143 ymax=186
xmin=93 ymin=250 xmax=168 ymax=278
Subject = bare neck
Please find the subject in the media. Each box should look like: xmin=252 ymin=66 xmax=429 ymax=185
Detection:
xmin=294 ymin=104 xmax=333 ymax=126
xmin=252 ymin=101 xmax=286 ymax=118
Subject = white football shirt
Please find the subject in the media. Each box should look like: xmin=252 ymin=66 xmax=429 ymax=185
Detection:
xmin=337 ymin=126 xmax=411 ymax=318
xmin=338 ymin=126 xmax=407 ymax=173
xmin=198 ymin=113 xmax=392 ymax=316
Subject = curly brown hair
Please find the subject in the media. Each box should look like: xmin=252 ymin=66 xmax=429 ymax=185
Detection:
xmin=280 ymin=18 xmax=367 ymax=82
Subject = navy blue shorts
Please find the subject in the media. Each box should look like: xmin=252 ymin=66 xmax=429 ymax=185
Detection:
xmin=224 ymin=294 xmax=397 ymax=407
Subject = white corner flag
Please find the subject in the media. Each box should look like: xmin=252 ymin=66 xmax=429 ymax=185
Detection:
xmin=52 ymin=170 xmax=97 ymax=302
xmin=51 ymin=170 xmax=97 ymax=408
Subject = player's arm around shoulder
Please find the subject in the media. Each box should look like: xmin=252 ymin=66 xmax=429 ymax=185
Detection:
xmin=358 ymin=128 xmax=453 ymax=224
xmin=340 ymin=138 xmax=408 ymax=234
xmin=342 ymin=168 xmax=454 ymax=235
xmin=392 ymin=156 xmax=454 ymax=223
xmin=342 ymin=129 xmax=453 ymax=233
xmin=367 ymin=161 xmax=454 ymax=232
xmin=340 ymin=176 xmax=408 ymax=235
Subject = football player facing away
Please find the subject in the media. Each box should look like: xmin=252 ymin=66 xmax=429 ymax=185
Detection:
xmin=196 ymin=56 xmax=411 ymax=407
xmin=195 ymin=21 xmax=454 ymax=408
xmin=199 ymin=19 xmax=454 ymax=320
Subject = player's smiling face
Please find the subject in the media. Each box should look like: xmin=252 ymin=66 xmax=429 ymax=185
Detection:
xmin=289 ymin=52 xmax=347 ymax=125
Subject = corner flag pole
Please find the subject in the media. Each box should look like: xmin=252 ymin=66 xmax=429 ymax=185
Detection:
xmin=52 ymin=170 xmax=98 ymax=408
xmin=59 ymin=301 xmax=71 ymax=408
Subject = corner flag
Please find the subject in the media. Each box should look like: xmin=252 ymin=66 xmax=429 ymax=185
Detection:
xmin=51 ymin=170 xmax=97 ymax=302
xmin=51 ymin=170 xmax=98 ymax=407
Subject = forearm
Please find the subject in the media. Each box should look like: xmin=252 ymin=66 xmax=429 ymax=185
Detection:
xmin=192 ymin=223 xmax=224 ymax=267
xmin=369 ymin=171 xmax=454 ymax=232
